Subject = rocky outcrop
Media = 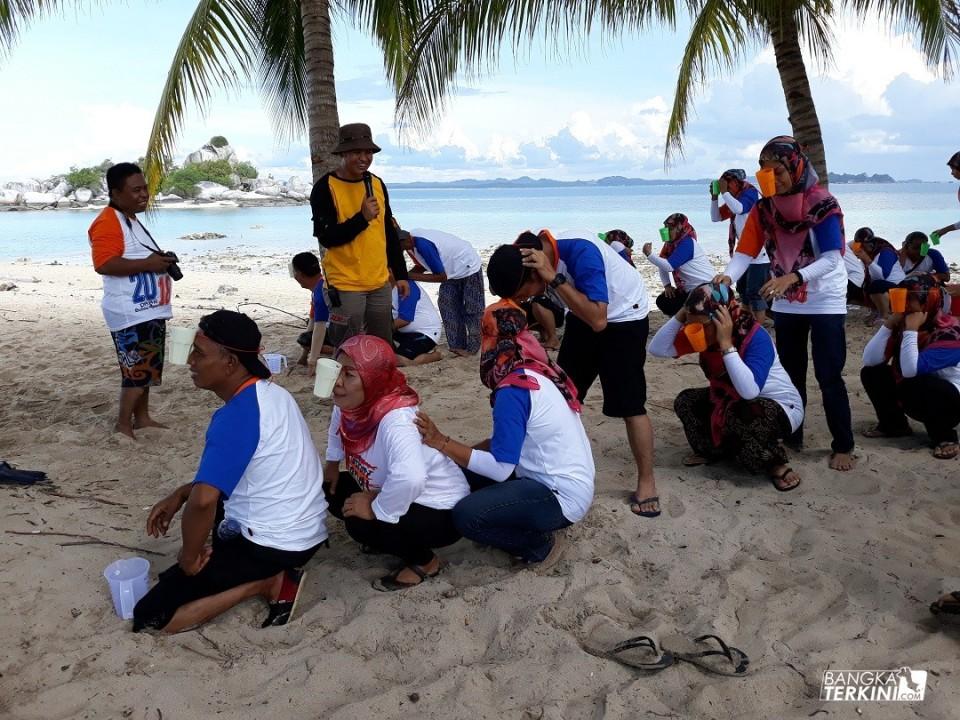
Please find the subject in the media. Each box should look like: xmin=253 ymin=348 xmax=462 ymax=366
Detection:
xmin=185 ymin=142 xmax=238 ymax=166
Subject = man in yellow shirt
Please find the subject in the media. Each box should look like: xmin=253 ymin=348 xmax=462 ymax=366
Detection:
xmin=309 ymin=123 xmax=409 ymax=347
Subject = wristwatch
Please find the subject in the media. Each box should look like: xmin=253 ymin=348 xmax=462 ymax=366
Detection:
xmin=722 ymin=347 xmax=738 ymax=356
xmin=549 ymin=273 xmax=567 ymax=289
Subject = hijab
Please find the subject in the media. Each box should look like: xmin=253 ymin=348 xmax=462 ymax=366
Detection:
xmin=479 ymin=298 xmax=581 ymax=411
xmin=336 ymin=335 xmax=419 ymax=456
xmin=682 ymin=283 xmax=761 ymax=445
xmin=659 ymin=213 xmax=697 ymax=258
xmin=754 ymin=136 xmax=844 ymax=303
xmin=717 ymin=169 xmax=758 ymax=250
xmin=884 ymin=275 xmax=960 ymax=377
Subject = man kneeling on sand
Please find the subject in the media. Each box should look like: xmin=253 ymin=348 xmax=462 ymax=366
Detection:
xmin=133 ymin=311 xmax=328 ymax=633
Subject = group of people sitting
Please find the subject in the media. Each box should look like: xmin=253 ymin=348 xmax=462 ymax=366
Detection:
xmin=127 ymin=136 xmax=960 ymax=635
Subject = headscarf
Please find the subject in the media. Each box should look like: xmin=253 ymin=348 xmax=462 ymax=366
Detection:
xmin=754 ymin=136 xmax=844 ymax=303
xmin=603 ymin=229 xmax=634 ymax=249
xmin=884 ymin=275 xmax=960 ymax=378
xmin=682 ymin=282 xmax=761 ymax=445
xmin=336 ymin=335 xmax=419 ymax=456
xmin=660 ymin=213 xmax=699 ymax=288
xmin=717 ymin=169 xmax=757 ymax=253
xmin=859 ymin=233 xmax=897 ymax=261
xmin=479 ymin=298 xmax=581 ymax=411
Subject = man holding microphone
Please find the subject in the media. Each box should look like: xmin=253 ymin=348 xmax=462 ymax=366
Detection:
xmin=309 ymin=123 xmax=409 ymax=347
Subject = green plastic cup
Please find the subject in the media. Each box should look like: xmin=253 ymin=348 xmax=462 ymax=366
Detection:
xmin=920 ymin=242 xmax=930 ymax=257
xmin=659 ymin=227 xmax=670 ymax=243
xmin=711 ymin=179 xmax=720 ymax=195
xmin=930 ymin=231 xmax=941 ymax=246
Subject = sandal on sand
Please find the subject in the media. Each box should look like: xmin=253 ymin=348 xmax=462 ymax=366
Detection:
xmin=933 ymin=442 xmax=959 ymax=460
xmin=604 ymin=636 xmax=675 ymax=672
xmin=262 ymin=568 xmax=307 ymax=628
xmin=682 ymin=454 xmax=709 ymax=467
xmin=668 ymin=634 xmax=751 ymax=676
xmin=862 ymin=425 xmax=912 ymax=439
xmin=930 ymin=591 xmax=960 ymax=616
xmin=771 ymin=467 xmax=801 ymax=492
xmin=629 ymin=494 xmax=661 ymax=518
xmin=372 ymin=561 xmax=446 ymax=592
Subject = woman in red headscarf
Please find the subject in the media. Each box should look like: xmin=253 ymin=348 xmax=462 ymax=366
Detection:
xmin=323 ymin=335 xmax=470 ymax=590
xmin=715 ymin=136 xmax=855 ymax=471
xmin=861 ymin=275 xmax=960 ymax=459
xmin=415 ymin=299 xmax=595 ymax=565
xmin=642 ymin=213 xmax=717 ymax=317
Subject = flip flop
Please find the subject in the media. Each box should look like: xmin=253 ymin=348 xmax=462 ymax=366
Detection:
xmin=0 ymin=461 xmax=48 ymax=486
xmin=372 ymin=560 xmax=446 ymax=592
xmin=604 ymin=635 xmax=676 ymax=672
xmin=667 ymin=634 xmax=750 ymax=676
xmin=862 ymin=426 xmax=911 ymax=439
xmin=629 ymin=494 xmax=661 ymax=518
xmin=930 ymin=591 xmax=960 ymax=616
xmin=262 ymin=567 xmax=307 ymax=628
xmin=682 ymin=455 xmax=709 ymax=467
xmin=771 ymin=467 xmax=801 ymax=492
xmin=933 ymin=442 xmax=959 ymax=460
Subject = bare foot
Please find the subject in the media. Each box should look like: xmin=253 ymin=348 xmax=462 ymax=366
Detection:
xmin=115 ymin=423 xmax=136 ymax=440
xmin=134 ymin=418 xmax=168 ymax=430
xmin=540 ymin=338 xmax=560 ymax=351
xmin=829 ymin=451 xmax=856 ymax=471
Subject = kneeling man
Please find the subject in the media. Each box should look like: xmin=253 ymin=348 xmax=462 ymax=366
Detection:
xmin=133 ymin=310 xmax=328 ymax=633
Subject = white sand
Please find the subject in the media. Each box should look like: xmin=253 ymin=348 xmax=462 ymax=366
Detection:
xmin=0 ymin=256 xmax=958 ymax=719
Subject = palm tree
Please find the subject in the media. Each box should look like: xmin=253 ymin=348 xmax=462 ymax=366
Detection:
xmin=393 ymin=0 xmax=960 ymax=186
xmin=0 ymin=0 xmax=420 ymax=190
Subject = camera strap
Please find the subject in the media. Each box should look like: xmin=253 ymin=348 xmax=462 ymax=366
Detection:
xmin=122 ymin=214 xmax=164 ymax=255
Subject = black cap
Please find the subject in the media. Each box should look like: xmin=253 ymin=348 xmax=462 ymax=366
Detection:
xmin=198 ymin=310 xmax=271 ymax=379
xmin=487 ymin=244 xmax=531 ymax=298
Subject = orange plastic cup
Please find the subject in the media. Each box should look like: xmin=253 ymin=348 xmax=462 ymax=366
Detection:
xmin=683 ymin=322 xmax=707 ymax=352
xmin=756 ymin=167 xmax=776 ymax=197
xmin=889 ymin=287 xmax=908 ymax=313
xmin=851 ymin=242 xmax=862 ymax=254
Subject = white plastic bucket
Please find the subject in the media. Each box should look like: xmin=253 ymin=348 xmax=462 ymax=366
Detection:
xmin=166 ymin=326 xmax=196 ymax=366
xmin=313 ymin=358 xmax=342 ymax=398
xmin=263 ymin=353 xmax=288 ymax=374
xmin=103 ymin=557 xmax=150 ymax=620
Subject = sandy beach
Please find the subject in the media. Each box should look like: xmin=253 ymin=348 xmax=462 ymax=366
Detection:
xmin=1 ymin=254 xmax=958 ymax=720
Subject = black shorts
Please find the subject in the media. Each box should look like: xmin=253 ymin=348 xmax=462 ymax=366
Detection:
xmin=110 ymin=318 xmax=166 ymax=388
xmin=395 ymin=332 xmax=437 ymax=359
xmin=557 ymin=313 xmax=649 ymax=417
xmin=867 ymin=278 xmax=897 ymax=294
xmin=523 ymin=294 xmax=565 ymax=329
xmin=296 ymin=330 xmax=312 ymax=348
xmin=132 ymin=529 xmax=321 ymax=632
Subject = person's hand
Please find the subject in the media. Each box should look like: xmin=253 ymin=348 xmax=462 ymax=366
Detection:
xmin=178 ymin=545 xmax=212 ymax=576
xmin=761 ymin=272 xmax=800 ymax=301
xmin=713 ymin=305 xmax=735 ymax=350
xmin=883 ymin=312 xmax=903 ymax=329
xmin=709 ymin=183 xmax=718 ymax=200
xmin=322 ymin=461 xmax=340 ymax=495
xmin=904 ymin=311 xmax=926 ymax=331
xmin=361 ymin=195 xmax=380 ymax=221
xmin=663 ymin=285 xmax=678 ymax=298
xmin=395 ymin=279 xmax=410 ymax=299
xmin=718 ymin=178 xmax=728 ymax=194
xmin=143 ymin=253 xmax=176 ymax=274
xmin=675 ymin=306 xmax=688 ymax=323
xmin=642 ymin=242 xmax=653 ymax=257
xmin=520 ymin=248 xmax=556 ymax=284
xmin=713 ymin=274 xmax=733 ymax=286
xmin=146 ymin=490 xmax=186 ymax=537
xmin=342 ymin=491 xmax=376 ymax=521
xmin=934 ymin=226 xmax=954 ymax=237
xmin=414 ymin=410 xmax=446 ymax=450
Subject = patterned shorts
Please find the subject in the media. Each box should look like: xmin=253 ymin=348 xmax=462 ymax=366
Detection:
xmin=110 ymin=319 xmax=166 ymax=388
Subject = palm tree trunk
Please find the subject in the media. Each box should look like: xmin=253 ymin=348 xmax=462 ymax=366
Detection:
xmin=301 ymin=0 xmax=340 ymax=182
xmin=768 ymin=12 xmax=829 ymax=188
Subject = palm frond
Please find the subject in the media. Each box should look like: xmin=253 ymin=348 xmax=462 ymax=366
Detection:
xmin=255 ymin=0 xmax=307 ymax=142
xmin=0 ymin=1 xmax=96 ymax=60
xmin=392 ymin=0 xmax=678 ymax=139
xmin=664 ymin=0 xmax=765 ymax=165
xmin=142 ymin=0 xmax=258 ymax=198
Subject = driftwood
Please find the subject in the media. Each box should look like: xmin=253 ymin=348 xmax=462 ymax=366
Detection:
xmin=5 ymin=530 xmax=163 ymax=556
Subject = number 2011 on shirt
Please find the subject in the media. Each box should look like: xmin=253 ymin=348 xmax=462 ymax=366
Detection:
xmin=129 ymin=272 xmax=170 ymax=305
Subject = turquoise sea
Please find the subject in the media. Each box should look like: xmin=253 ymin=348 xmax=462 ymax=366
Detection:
xmin=1 ymin=182 xmax=957 ymax=266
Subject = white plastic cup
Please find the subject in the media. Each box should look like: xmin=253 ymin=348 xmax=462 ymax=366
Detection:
xmin=263 ymin=353 xmax=288 ymax=374
xmin=166 ymin=326 xmax=196 ymax=366
xmin=103 ymin=557 xmax=150 ymax=620
xmin=313 ymin=358 xmax=342 ymax=398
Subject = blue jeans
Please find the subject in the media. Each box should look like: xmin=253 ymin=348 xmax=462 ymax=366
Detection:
xmin=452 ymin=477 xmax=571 ymax=563
xmin=736 ymin=262 xmax=770 ymax=312
xmin=773 ymin=312 xmax=854 ymax=453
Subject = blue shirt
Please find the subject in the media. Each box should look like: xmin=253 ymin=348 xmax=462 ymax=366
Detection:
xmin=557 ymin=239 xmax=609 ymax=304
xmin=195 ymin=383 xmax=261 ymax=497
xmin=413 ymin=236 xmax=445 ymax=274
xmin=311 ymin=278 xmax=329 ymax=322
xmin=489 ymin=385 xmax=532 ymax=464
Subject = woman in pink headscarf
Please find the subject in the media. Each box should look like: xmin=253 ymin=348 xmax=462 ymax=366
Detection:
xmin=323 ymin=335 xmax=469 ymax=591
xmin=716 ymin=136 xmax=855 ymax=472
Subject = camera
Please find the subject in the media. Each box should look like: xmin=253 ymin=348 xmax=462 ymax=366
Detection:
xmin=162 ymin=251 xmax=183 ymax=281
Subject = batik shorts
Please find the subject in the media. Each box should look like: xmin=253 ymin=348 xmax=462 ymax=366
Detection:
xmin=110 ymin=319 xmax=166 ymax=388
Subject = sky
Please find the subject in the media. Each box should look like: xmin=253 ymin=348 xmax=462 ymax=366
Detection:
xmin=0 ymin=1 xmax=958 ymax=184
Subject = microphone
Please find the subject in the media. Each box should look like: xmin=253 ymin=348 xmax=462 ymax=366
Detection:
xmin=362 ymin=171 xmax=374 ymax=198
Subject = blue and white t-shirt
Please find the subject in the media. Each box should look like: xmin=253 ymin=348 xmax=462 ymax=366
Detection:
xmin=409 ymin=228 xmax=482 ymax=281
xmin=310 ymin=277 xmax=330 ymax=322
xmin=554 ymin=232 xmax=649 ymax=323
xmin=489 ymin=370 xmax=595 ymax=523
xmin=392 ymin=281 xmax=442 ymax=341
xmin=868 ymin=247 xmax=906 ymax=284
xmin=902 ymin=249 xmax=949 ymax=278
xmin=194 ymin=380 xmax=328 ymax=551
xmin=653 ymin=236 xmax=717 ymax=291
xmin=326 ymin=406 xmax=470 ymax=524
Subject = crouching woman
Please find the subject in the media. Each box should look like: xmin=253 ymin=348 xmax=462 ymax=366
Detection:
xmin=324 ymin=335 xmax=470 ymax=591
xmin=415 ymin=299 xmax=595 ymax=565
xmin=649 ymin=283 xmax=804 ymax=491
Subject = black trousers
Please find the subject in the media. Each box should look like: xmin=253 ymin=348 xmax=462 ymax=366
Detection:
xmin=325 ymin=472 xmax=460 ymax=566
xmin=860 ymin=364 xmax=960 ymax=444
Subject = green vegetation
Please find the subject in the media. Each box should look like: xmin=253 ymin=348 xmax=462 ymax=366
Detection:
xmin=234 ymin=161 xmax=258 ymax=180
xmin=208 ymin=135 xmax=229 ymax=148
xmin=65 ymin=165 xmax=104 ymax=191
xmin=160 ymin=159 xmax=235 ymax=198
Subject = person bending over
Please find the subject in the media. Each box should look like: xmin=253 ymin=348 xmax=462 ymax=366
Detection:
xmin=392 ymin=280 xmax=442 ymax=366
xmin=861 ymin=275 xmax=960 ymax=459
xmin=291 ymin=251 xmax=333 ymax=373
xmin=649 ymin=283 xmax=803 ymax=491
xmin=642 ymin=213 xmax=716 ymax=317
xmin=601 ymin=229 xmax=636 ymax=266
xmin=323 ymin=335 xmax=469 ymax=590
xmin=853 ymin=232 xmax=905 ymax=319
xmin=133 ymin=311 xmax=328 ymax=632
xmin=415 ymin=299 xmax=594 ymax=565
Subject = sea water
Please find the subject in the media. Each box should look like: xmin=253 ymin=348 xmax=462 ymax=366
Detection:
xmin=1 ymin=182 xmax=956 ymax=266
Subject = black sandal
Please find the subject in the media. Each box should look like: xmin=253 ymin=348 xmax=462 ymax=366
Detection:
xmin=771 ymin=467 xmax=800 ymax=492
xmin=669 ymin=634 xmax=750 ymax=676
xmin=605 ymin=635 xmax=676 ymax=672
xmin=930 ymin=590 xmax=960 ymax=616
xmin=372 ymin=561 xmax=445 ymax=592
